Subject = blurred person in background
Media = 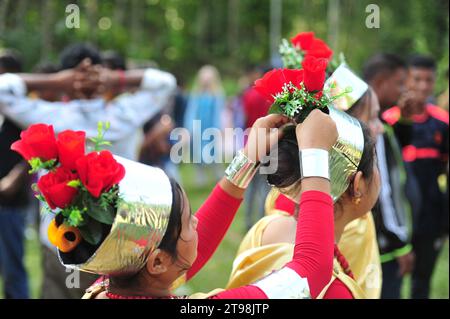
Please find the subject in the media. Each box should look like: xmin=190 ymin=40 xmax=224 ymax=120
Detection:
xmin=0 ymin=49 xmax=30 ymax=299
xmin=30 ymin=62 xmax=61 ymax=102
xmin=363 ymin=53 xmax=416 ymax=299
xmin=241 ymin=65 xmax=272 ymax=230
xmin=383 ymin=55 xmax=448 ymax=298
xmin=437 ymin=69 xmax=449 ymax=111
xmin=0 ymin=43 xmax=176 ymax=298
xmin=184 ymin=65 xmax=225 ymax=187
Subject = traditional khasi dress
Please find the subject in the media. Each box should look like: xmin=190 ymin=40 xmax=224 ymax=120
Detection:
xmin=225 ymin=189 xmax=381 ymax=299
xmin=83 ymin=190 xmax=337 ymax=299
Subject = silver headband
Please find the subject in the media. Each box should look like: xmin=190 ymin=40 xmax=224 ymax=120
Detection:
xmin=324 ymin=63 xmax=369 ymax=111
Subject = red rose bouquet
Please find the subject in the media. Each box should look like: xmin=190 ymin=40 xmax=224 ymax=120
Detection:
xmin=11 ymin=122 xmax=125 ymax=252
xmin=254 ymin=56 xmax=350 ymax=123
xmin=279 ymin=31 xmax=344 ymax=72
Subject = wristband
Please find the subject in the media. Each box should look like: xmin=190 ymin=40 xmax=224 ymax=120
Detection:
xmin=225 ymin=150 xmax=260 ymax=189
xmin=299 ymin=148 xmax=329 ymax=180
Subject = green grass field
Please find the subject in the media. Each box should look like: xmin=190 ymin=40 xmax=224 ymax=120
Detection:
xmin=0 ymin=164 xmax=448 ymax=299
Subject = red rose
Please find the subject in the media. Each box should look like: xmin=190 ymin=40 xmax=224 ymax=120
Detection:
xmin=302 ymin=56 xmax=329 ymax=92
xmin=57 ymin=130 xmax=86 ymax=171
xmin=305 ymin=38 xmax=333 ymax=60
xmin=76 ymin=150 xmax=125 ymax=198
xmin=37 ymin=167 xmax=78 ymax=209
xmin=291 ymin=31 xmax=315 ymax=50
xmin=11 ymin=124 xmax=58 ymax=161
xmin=254 ymin=69 xmax=304 ymax=103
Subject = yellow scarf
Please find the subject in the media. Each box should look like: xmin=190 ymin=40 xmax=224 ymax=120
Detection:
xmin=225 ymin=211 xmax=381 ymax=299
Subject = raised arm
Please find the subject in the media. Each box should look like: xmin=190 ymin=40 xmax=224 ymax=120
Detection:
xmin=184 ymin=114 xmax=289 ymax=281
xmin=212 ymin=110 xmax=338 ymax=299
xmin=0 ymin=66 xmax=176 ymax=141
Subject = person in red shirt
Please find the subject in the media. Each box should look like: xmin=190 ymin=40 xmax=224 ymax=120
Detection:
xmin=241 ymin=66 xmax=273 ymax=230
xmin=383 ymin=55 xmax=449 ymax=299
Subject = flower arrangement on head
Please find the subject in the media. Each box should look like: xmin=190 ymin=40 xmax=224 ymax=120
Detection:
xmin=279 ymin=31 xmax=344 ymax=72
xmin=11 ymin=122 xmax=125 ymax=253
xmin=254 ymin=55 xmax=351 ymax=123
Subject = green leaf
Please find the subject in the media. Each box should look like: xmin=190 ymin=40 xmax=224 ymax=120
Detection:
xmin=31 ymin=183 xmax=39 ymax=192
xmin=67 ymin=180 xmax=82 ymax=188
xmin=85 ymin=201 xmax=116 ymax=225
xmin=268 ymin=103 xmax=283 ymax=115
xmin=90 ymin=121 xmax=112 ymax=151
xmin=97 ymin=121 xmax=103 ymax=136
xmin=28 ymin=158 xmax=57 ymax=174
xmin=78 ymin=220 xmax=103 ymax=246
xmin=68 ymin=209 xmax=84 ymax=227
xmin=35 ymin=194 xmax=46 ymax=202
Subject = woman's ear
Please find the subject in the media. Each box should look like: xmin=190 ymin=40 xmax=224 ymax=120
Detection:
xmin=352 ymin=171 xmax=365 ymax=200
xmin=145 ymin=249 xmax=172 ymax=275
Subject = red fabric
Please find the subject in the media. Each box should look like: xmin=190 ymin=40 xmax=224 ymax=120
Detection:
xmin=285 ymin=191 xmax=334 ymax=298
xmin=384 ymin=104 xmax=449 ymax=126
xmin=426 ymin=104 xmax=449 ymax=125
xmin=242 ymin=87 xmax=272 ymax=129
xmin=273 ymin=193 xmax=354 ymax=299
xmin=402 ymin=145 xmax=441 ymax=162
xmin=211 ymin=285 xmax=268 ymax=299
xmin=274 ymin=193 xmax=296 ymax=215
xmin=322 ymin=279 xmax=354 ymax=299
xmin=212 ymin=190 xmax=334 ymax=299
xmin=186 ymin=184 xmax=243 ymax=280
xmin=382 ymin=106 xmax=401 ymax=125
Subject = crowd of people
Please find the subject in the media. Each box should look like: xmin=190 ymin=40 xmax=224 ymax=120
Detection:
xmin=0 ymin=36 xmax=448 ymax=299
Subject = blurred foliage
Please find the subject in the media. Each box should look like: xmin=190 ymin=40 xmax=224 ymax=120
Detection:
xmin=0 ymin=0 xmax=448 ymax=94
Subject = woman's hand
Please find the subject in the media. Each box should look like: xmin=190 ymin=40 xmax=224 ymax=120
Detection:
xmin=296 ymin=109 xmax=338 ymax=151
xmin=296 ymin=109 xmax=338 ymax=195
xmin=221 ymin=114 xmax=289 ymax=199
xmin=243 ymin=114 xmax=290 ymax=163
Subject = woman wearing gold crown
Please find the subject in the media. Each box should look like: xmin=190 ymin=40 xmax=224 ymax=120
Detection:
xmin=225 ymin=35 xmax=383 ymax=298
xmin=11 ymin=55 xmax=379 ymax=298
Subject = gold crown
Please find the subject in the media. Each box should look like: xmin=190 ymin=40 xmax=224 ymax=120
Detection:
xmin=59 ymin=156 xmax=173 ymax=276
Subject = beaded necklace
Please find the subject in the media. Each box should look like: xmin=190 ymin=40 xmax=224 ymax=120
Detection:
xmin=334 ymin=244 xmax=355 ymax=279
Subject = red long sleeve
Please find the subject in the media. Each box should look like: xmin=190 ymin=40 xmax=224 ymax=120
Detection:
xmin=322 ymin=279 xmax=354 ymax=299
xmin=186 ymin=183 xmax=242 ymax=280
xmin=211 ymin=190 xmax=334 ymax=299
xmin=285 ymin=190 xmax=334 ymax=298
xmin=211 ymin=285 xmax=267 ymax=299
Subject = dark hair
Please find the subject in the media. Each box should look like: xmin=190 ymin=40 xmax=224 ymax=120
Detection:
xmin=362 ymin=53 xmax=406 ymax=82
xmin=267 ymin=119 xmax=376 ymax=195
xmin=408 ymin=54 xmax=436 ymax=71
xmin=347 ymin=88 xmax=372 ymax=118
xmin=353 ymin=123 xmax=376 ymax=183
xmin=157 ymin=178 xmax=184 ymax=260
xmin=101 ymin=50 xmax=127 ymax=70
xmin=59 ymin=43 xmax=102 ymax=70
xmin=0 ymin=50 xmax=23 ymax=73
xmin=33 ymin=62 xmax=59 ymax=74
